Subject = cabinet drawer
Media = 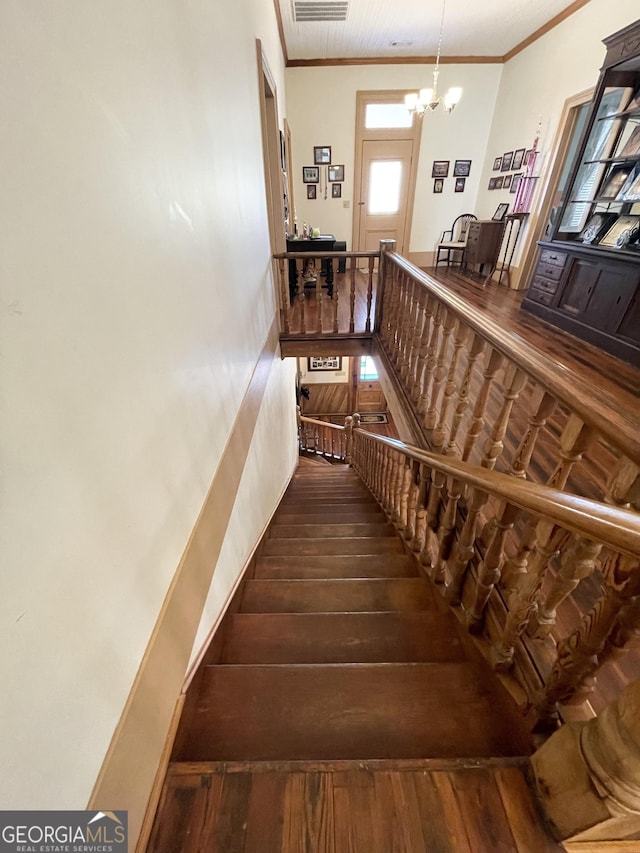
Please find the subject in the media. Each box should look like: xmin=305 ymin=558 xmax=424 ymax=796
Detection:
xmin=528 ymin=287 xmax=555 ymax=305
xmin=536 ymin=261 xmax=565 ymax=280
xmin=540 ymin=248 xmax=567 ymax=267
xmin=532 ymin=275 xmax=559 ymax=294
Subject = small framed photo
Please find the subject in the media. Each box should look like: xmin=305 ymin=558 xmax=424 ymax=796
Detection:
xmin=453 ymin=159 xmax=471 ymax=177
xmin=313 ymin=146 xmax=331 ymax=165
xmin=501 ymin=151 xmax=514 ymax=172
xmin=308 ymin=356 xmax=342 ymax=372
xmin=432 ymin=160 xmax=450 ymax=178
xmin=579 ymin=212 xmax=618 ymax=244
xmin=492 ymin=202 xmax=509 ymax=221
xmin=503 ymin=174 xmax=512 ymax=189
xmin=328 ymin=164 xmax=344 ymax=182
xmin=495 ymin=175 xmax=504 ymax=189
xmin=455 ymin=177 xmax=466 ymax=192
xmin=493 ymin=157 xmax=502 ymax=171
xmin=303 ymin=166 xmax=319 ymax=183
xmin=512 ymin=148 xmax=526 ymax=170
xmin=488 ymin=177 xmax=497 ymax=190
xmin=307 ymin=184 xmax=317 ymax=199
xmin=524 ymin=148 xmax=535 ymax=166
xmin=511 ymin=172 xmax=523 ymax=193
xmin=433 ymin=178 xmax=444 ymax=193
xmin=600 ymin=164 xmax=634 ymax=200
xmin=599 ymin=214 xmax=640 ymax=248
xmin=331 ymin=182 xmax=342 ymax=198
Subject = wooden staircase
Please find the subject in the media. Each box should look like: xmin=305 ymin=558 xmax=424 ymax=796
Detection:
xmin=148 ymin=464 xmax=563 ymax=851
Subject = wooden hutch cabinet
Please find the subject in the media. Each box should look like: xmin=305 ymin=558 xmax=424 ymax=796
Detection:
xmin=522 ymin=20 xmax=640 ymax=367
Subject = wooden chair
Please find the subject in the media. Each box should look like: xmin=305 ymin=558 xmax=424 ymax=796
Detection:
xmin=435 ymin=214 xmax=477 ymax=267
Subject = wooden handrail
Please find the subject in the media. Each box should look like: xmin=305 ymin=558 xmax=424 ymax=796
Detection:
xmin=299 ymin=415 xmax=346 ymax=432
xmin=354 ymin=429 xmax=640 ymax=557
xmin=274 ymin=250 xmax=379 ymax=261
xmin=386 ymin=252 xmax=640 ymax=465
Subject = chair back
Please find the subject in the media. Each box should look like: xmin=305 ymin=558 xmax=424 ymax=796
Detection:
xmin=453 ymin=213 xmax=477 ymax=242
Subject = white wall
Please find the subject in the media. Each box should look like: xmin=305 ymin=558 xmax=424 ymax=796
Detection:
xmin=285 ymin=63 xmax=503 ymax=258
xmin=0 ymin=0 xmax=294 ymax=813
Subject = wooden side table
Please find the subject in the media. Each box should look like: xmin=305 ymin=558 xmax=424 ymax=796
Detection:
xmin=464 ymin=220 xmax=504 ymax=280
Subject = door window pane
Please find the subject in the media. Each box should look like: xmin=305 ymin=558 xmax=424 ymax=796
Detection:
xmin=369 ymin=161 xmax=402 ymax=214
xmin=360 ymin=355 xmax=378 ymax=380
xmin=365 ymin=103 xmax=413 ymax=129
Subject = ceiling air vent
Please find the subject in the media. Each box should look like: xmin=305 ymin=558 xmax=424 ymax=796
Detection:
xmin=292 ymin=1 xmax=349 ymax=22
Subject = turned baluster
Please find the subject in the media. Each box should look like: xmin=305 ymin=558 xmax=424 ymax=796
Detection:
xmin=445 ymin=333 xmax=485 ymax=457
xmin=392 ymin=273 xmax=410 ymax=371
xmin=424 ymin=309 xmax=456 ymax=432
xmin=400 ymin=280 xmax=418 ymax=382
xmin=421 ymin=467 xmax=446 ymax=573
xmin=412 ymin=292 xmax=434 ymax=405
xmin=480 ymin=364 xmax=528 ymax=470
xmin=461 ymin=347 xmax=505 ymax=463
xmin=407 ymin=288 xmax=426 ymax=398
xmin=374 ymin=239 xmax=396 ymax=334
xmin=332 ymin=283 xmax=339 ymax=333
xmin=434 ymin=475 xmax=463 ymax=584
xmin=391 ymin=452 xmax=406 ymax=526
xmin=279 ymin=257 xmax=290 ymax=334
xmin=418 ymin=303 xmax=444 ymax=421
xmin=365 ymin=256 xmax=375 ymax=333
xmin=502 ymin=415 xmax=596 ymax=588
xmin=467 ymin=501 xmax=519 ymax=634
xmin=349 ymin=258 xmax=357 ymax=333
xmin=492 ymin=521 xmax=565 ymax=670
xmin=511 ymin=387 xmax=557 ymax=479
xmin=381 ymin=446 xmax=393 ymax=514
xmin=410 ymin=463 xmax=429 ymax=555
xmin=404 ymin=461 xmax=420 ymax=543
xmin=529 ymin=536 xmax=603 ymax=639
xmin=432 ymin=321 xmax=470 ymax=450
xmin=398 ymin=460 xmax=413 ymax=535
xmin=315 ymin=274 xmax=323 ymax=334
xmin=299 ymin=276 xmax=306 ymax=334
xmin=445 ymin=487 xmax=489 ymax=605
xmin=382 ymin=263 xmax=401 ymax=354
xmin=535 ymin=554 xmax=640 ymax=721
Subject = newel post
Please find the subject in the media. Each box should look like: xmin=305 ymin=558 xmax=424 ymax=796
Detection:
xmin=344 ymin=415 xmax=354 ymax=465
xmin=374 ymin=239 xmax=397 ymax=333
xmin=532 ymin=679 xmax=640 ymax=842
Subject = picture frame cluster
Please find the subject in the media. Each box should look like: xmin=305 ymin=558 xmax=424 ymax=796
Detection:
xmin=303 ymin=147 xmax=345 ymax=201
xmin=431 ymin=159 xmax=471 ymax=193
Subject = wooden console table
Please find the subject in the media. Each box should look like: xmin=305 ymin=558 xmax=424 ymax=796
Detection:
xmin=286 ymin=235 xmax=336 ymax=298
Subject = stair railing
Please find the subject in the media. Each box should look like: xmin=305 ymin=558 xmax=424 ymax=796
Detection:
xmin=350 ymin=425 xmax=640 ymax=725
xmin=275 ymin=249 xmax=380 ymax=337
xmin=297 ymin=411 xmax=354 ymax=463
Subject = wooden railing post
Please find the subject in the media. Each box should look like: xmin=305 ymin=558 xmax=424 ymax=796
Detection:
xmin=344 ymin=415 xmax=354 ymax=465
xmin=532 ymin=675 xmax=640 ymax=841
xmin=374 ymin=239 xmax=397 ymax=333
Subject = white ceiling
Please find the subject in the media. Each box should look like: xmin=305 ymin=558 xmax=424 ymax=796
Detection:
xmin=277 ymin=0 xmax=583 ymax=61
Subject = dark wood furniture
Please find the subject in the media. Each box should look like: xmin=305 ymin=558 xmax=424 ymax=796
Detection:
xmin=287 ymin=235 xmax=336 ymax=298
xmin=522 ymin=20 xmax=640 ymax=366
xmin=464 ymin=220 xmax=504 ymax=277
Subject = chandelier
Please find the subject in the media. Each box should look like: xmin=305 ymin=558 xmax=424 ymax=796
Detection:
xmin=405 ymin=0 xmax=462 ymax=116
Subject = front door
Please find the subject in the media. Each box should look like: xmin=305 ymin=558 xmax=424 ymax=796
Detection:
xmin=357 ymin=139 xmax=414 ymax=253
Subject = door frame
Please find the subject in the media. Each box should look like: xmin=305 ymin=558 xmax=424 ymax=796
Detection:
xmin=352 ymin=90 xmax=423 ymax=256
xmin=515 ymin=87 xmax=594 ymax=290
xmin=256 ymin=40 xmax=286 ymax=258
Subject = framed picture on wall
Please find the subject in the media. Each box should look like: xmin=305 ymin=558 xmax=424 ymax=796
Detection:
xmin=503 ymin=174 xmax=512 ymax=189
xmin=511 ymin=172 xmax=523 ymax=193
xmin=307 ymin=184 xmax=317 ymax=199
xmin=455 ymin=177 xmax=466 ymax=192
xmin=308 ymin=356 xmax=342 ymax=371
xmin=313 ymin=146 xmax=332 ymax=165
xmin=303 ymin=166 xmax=319 ymax=183
xmin=512 ymin=148 xmax=526 ymax=170
xmin=328 ymin=164 xmax=344 ymax=182
xmin=331 ymin=183 xmax=342 ymax=198
xmin=432 ymin=160 xmax=450 ymax=178
xmin=433 ymin=178 xmax=444 ymax=193
xmin=501 ymin=151 xmax=514 ymax=172
xmin=453 ymin=159 xmax=471 ymax=177
xmin=493 ymin=157 xmax=502 ymax=171
xmin=495 ymin=176 xmax=504 ymax=189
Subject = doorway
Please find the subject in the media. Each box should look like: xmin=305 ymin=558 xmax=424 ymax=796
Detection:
xmin=353 ymin=91 xmax=423 ymax=256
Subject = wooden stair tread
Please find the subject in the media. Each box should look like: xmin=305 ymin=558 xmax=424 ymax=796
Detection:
xmin=254 ymin=553 xmax=419 ymax=578
xmin=241 ymin=578 xmax=437 ymax=612
xmin=262 ymin=536 xmax=405 ymax=556
xmin=269 ymin=522 xmax=396 ymax=539
xmin=274 ymin=509 xmax=385 ymax=523
xmin=177 ymin=663 xmax=533 ymax=761
xmin=220 ymin=612 xmax=466 ymax=664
